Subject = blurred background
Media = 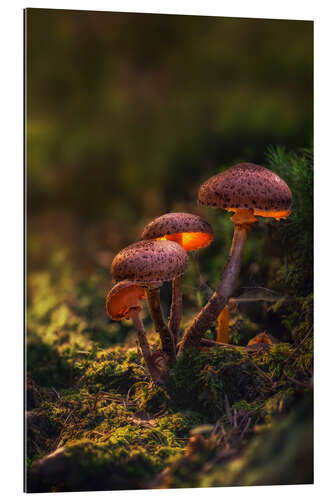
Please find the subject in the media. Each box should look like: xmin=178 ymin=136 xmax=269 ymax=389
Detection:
xmin=26 ymin=8 xmax=313 ymax=353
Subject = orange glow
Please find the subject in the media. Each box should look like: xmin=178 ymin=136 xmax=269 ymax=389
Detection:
xmin=247 ymin=332 xmax=275 ymax=346
xmin=156 ymin=232 xmax=213 ymax=252
xmin=253 ymin=209 xmax=291 ymax=220
xmin=227 ymin=207 xmax=291 ymax=220
xmin=107 ymin=285 xmax=145 ymax=321
xmin=217 ymin=306 xmax=230 ymax=343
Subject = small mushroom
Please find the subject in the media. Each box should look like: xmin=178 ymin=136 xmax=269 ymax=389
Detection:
xmin=142 ymin=212 xmax=214 ymax=345
xmin=111 ymin=240 xmax=189 ymax=366
xmin=105 ymin=280 xmax=163 ymax=383
xmin=179 ymin=163 xmax=292 ymax=353
xmin=216 ymin=299 xmax=239 ymax=344
xmin=216 ymin=304 xmax=230 ymax=344
xmin=247 ymin=332 xmax=279 ymax=347
xmin=105 ymin=280 xmax=145 ymax=321
xmin=142 ymin=212 xmax=213 ymax=252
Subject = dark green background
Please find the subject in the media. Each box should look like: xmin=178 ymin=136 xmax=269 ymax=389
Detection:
xmin=26 ymin=8 xmax=313 ymax=335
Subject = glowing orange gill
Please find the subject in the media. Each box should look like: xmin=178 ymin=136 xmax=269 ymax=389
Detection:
xmin=226 ymin=207 xmax=291 ymax=221
xmin=156 ymin=232 xmax=213 ymax=252
xmin=106 ymin=285 xmax=145 ymax=321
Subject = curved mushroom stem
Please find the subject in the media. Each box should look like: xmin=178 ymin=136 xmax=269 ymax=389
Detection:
xmin=129 ymin=307 xmax=165 ymax=384
xmin=168 ymin=276 xmax=183 ymax=347
xmin=216 ymin=305 xmax=230 ymax=343
xmin=146 ymin=287 xmax=177 ymax=366
xmin=178 ymin=211 xmax=256 ymax=354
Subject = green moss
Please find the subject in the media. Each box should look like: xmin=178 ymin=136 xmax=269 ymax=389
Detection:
xmin=204 ymin=393 xmax=313 ymax=487
xmin=167 ymin=348 xmax=269 ymax=420
xmin=266 ymin=147 xmax=313 ymax=296
xmin=163 ymin=393 xmax=313 ymax=488
xmin=28 ymin=439 xmax=158 ymax=492
xmin=27 ymin=338 xmax=74 ymax=389
xmin=255 ymin=342 xmax=291 ymax=378
xmin=27 ymin=319 xmax=313 ymax=492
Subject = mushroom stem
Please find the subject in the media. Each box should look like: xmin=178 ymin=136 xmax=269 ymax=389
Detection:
xmin=146 ymin=288 xmax=177 ymax=366
xmin=129 ymin=307 xmax=164 ymax=384
xmin=178 ymin=222 xmax=251 ymax=354
xmin=168 ymin=275 xmax=183 ymax=347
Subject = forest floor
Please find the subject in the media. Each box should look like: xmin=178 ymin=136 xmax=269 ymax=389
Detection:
xmin=26 ymin=261 xmax=313 ymax=492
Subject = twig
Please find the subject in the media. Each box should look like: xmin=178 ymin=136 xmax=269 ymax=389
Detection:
xmin=286 ymin=327 xmax=313 ymax=366
xmin=51 ymin=410 xmax=73 ymax=451
xmin=282 ymin=368 xmax=313 ymax=388
xmin=51 ymin=386 xmax=61 ymax=400
xmin=239 ymin=417 xmax=252 ymax=441
xmin=198 ymin=338 xmax=247 ymax=350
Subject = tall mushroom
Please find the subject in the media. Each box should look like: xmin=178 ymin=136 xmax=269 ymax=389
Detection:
xmin=105 ymin=280 xmax=163 ymax=383
xmin=141 ymin=212 xmax=213 ymax=345
xmin=178 ymin=162 xmax=292 ymax=354
xmin=111 ymin=240 xmax=189 ymax=366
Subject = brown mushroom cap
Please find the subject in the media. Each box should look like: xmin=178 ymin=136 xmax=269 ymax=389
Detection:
xmin=106 ymin=280 xmax=145 ymax=321
xmin=198 ymin=163 xmax=292 ymax=219
xmin=111 ymin=240 xmax=189 ymax=284
xmin=141 ymin=212 xmax=214 ymax=252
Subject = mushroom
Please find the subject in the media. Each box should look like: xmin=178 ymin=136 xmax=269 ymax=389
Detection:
xmin=106 ymin=280 xmax=145 ymax=321
xmin=105 ymin=280 xmax=163 ymax=383
xmin=142 ymin=212 xmax=213 ymax=252
xmin=216 ymin=304 xmax=230 ymax=343
xmin=247 ymin=331 xmax=278 ymax=347
xmin=141 ymin=212 xmax=213 ymax=345
xmin=178 ymin=162 xmax=292 ymax=354
xmin=111 ymin=239 xmax=189 ymax=366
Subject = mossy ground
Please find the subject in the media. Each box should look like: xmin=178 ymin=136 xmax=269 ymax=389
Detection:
xmin=26 ymin=148 xmax=313 ymax=492
xmin=26 ymin=270 xmax=313 ymax=492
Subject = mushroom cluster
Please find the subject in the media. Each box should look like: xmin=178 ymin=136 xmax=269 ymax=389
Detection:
xmin=106 ymin=162 xmax=292 ymax=383
xmin=142 ymin=213 xmax=214 ymax=344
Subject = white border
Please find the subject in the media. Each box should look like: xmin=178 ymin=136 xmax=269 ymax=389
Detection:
xmin=10 ymin=0 xmax=317 ymax=20
xmin=2 ymin=1 xmax=332 ymax=499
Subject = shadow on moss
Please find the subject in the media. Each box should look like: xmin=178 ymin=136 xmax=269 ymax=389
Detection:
xmin=158 ymin=392 xmax=313 ymax=488
xmin=166 ymin=348 xmax=270 ymax=420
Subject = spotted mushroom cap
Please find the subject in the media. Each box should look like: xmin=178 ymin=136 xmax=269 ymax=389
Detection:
xmin=198 ymin=163 xmax=292 ymax=219
xmin=106 ymin=280 xmax=145 ymax=321
xmin=111 ymin=240 xmax=189 ymax=284
xmin=141 ymin=212 xmax=214 ymax=252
